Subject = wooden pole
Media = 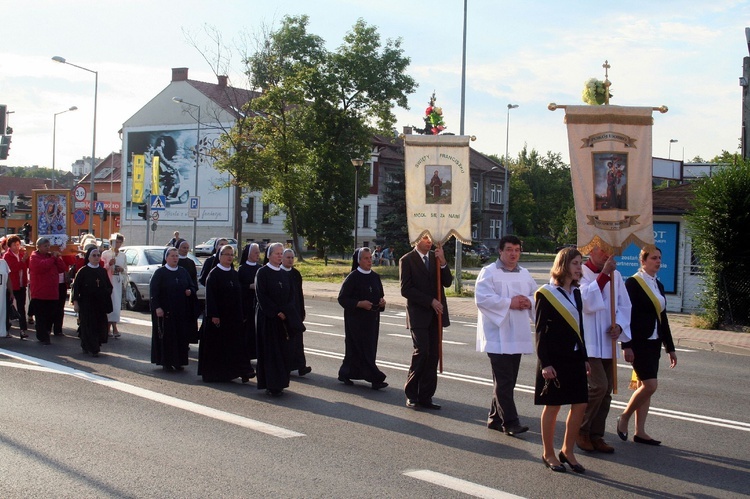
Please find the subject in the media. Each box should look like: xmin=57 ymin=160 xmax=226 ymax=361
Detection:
xmin=610 ymin=276 xmax=618 ymax=394
xmin=436 ymin=244 xmax=443 ymax=373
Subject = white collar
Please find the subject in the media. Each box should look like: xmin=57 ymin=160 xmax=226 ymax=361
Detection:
xmin=217 ymin=263 xmax=231 ymax=271
xmin=165 ymin=264 xmax=178 ymax=271
xmin=245 ymin=261 xmax=258 ymax=266
xmin=356 ymin=267 xmax=372 ymax=274
xmin=87 ymin=263 xmax=99 ymax=269
xmin=178 ymin=255 xmax=188 ymax=259
xmin=282 ymin=265 xmax=292 ymax=271
xmin=266 ymin=263 xmax=281 ymax=271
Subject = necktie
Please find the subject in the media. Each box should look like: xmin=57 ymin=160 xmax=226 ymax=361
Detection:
xmin=423 ymin=255 xmax=430 ymax=271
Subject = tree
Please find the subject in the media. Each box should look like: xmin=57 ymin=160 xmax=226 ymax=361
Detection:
xmin=686 ymin=160 xmax=750 ymax=327
xmin=213 ymin=16 xmax=416 ymax=258
xmin=375 ymin=167 xmax=411 ymax=259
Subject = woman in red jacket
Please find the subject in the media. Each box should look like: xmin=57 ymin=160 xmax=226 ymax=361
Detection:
xmin=28 ymin=237 xmax=68 ymax=344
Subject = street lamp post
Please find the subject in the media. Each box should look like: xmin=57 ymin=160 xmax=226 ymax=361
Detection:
xmin=669 ymin=138 xmax=678 ymax=159
xmin=351 ymin=158 xmax=364 ymax=251
xmin=503 ymin=104 xmax=518 ymax=237
xmin=172 ymin=97 xmax=201 ymax=252
xmin=53 ymin=56 xmax=98 ymax=235
xmin=52 ymin=106 xmax=77 ymax=189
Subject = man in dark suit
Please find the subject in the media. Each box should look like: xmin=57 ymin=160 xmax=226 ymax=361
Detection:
xmin=400 ymin=234 xmax=453 ymax=409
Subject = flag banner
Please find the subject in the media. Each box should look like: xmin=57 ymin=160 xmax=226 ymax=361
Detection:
xmin=132 ymin=154 xmax=145 ymax=203
xmin=403 ymin=134 xmax=472 ymax=246
xmin=564 ymin=105 xmax=655 ymax=256
xmin=151 ymin=155 xmax=160 ymax=196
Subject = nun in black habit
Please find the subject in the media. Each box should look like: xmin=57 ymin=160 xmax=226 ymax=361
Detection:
xmin=198 ymin=237 xmax=229 ymax=286
xmin=238 ymin=243 xmax=262 ymax=368
xmin=255 ymin=242 xmax=304 ymax=395
xmin=175 ymin=239 xmax=200 ymax=343
xmin=337 ymin=247 xmax=388 ymax=389
xmin=198 ymin=245 xmax=254 ymax=383
xmin=150 ymin=247 xmax=196 ymax=371
xmin=282 ymin=248 xmax=311 ymax=376
xmin=72 ymin=246 xmax=113 ymax=356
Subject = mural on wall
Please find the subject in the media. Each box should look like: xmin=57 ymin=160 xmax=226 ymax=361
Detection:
xmin=123 ymin=129 xmax=230 ymax=222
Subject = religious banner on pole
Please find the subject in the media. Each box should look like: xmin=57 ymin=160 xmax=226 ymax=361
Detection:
xmin=563 ymin=104 xmax=656 ymax=256
xmin=403 ymin=134 xmax=472 ymax=246
xmin=151 ymin=155 xmax=161 ymax=196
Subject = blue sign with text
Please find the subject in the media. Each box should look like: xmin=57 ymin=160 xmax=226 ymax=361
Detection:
xmin=615 ymin=222 xmax=679 ymax=293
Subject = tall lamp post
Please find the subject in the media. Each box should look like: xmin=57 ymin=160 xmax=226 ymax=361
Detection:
xmin=52 ymin=56 xmax=98 ymax=235
xmin=172 ymin=97 xmax=201 ymax=252
xmin=503 ymin=104 xmax=518 ymax=237
xmin=52 ymin=106 xmax=77 ymax=189
xmin=351 ymin=158 xmax=364 ymax=251
xmin=668 ymin=138 xmax=678 ymax=159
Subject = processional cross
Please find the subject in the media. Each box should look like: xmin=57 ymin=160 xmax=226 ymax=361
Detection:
xmin=602 ymin=60 xmax=612 ymax=105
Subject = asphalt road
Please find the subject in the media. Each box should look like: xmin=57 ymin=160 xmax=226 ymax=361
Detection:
xmin=1 ymin=299 xmax=748 ymax=498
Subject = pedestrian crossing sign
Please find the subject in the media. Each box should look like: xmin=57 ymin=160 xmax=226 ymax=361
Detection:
xmin=150 ymin=194 xmax=166 ymax=211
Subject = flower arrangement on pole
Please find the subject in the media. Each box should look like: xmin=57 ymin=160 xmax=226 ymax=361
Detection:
xmin=582 ymin=78 xmax=612 ymax=105
xmin=421 ymin=92 xmax=446 ymax=134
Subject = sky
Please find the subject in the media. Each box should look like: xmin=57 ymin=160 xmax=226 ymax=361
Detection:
xmin=1 ymin=0 xmax=749 ymax=172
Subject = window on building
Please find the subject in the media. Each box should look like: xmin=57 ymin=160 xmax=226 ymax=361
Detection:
xmin=245 ymin=197 xmax=255 ymax=223
xmin=490 ymin=219 xmax=496 ymax=239
xmin=472 ymin=181 xmax=479 ymax=203
xmin=493 ymin=219 xmax=502 ymax=239
xmin=497 ymin=184 xmax=504 ymax=204
xmin=262 ymin=203 xmax=270 ymax=224
xmin=362 ymin=205 xmax=371 ymax=228
xmin=490 ymin=184 xmax=497 ymax=204
xmin=472 ymin=224 xmax=478 ymax=239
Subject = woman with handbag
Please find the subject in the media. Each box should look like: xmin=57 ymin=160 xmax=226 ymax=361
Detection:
xmin=534 ymin=247 xmax=590 ymax=473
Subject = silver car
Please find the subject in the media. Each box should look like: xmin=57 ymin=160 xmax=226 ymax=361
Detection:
xmin=121 ymin=245 xmax=205 ymax=311
xmin=194 ymin=237 xmax=238 ymax=257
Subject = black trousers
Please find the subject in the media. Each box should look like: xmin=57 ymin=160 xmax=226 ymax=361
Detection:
xmin=12 ymin=288 xmax=28 ymax=331
xmin=404 ymin=316 xmax=439 ymax=403
xmin=31 ymin=299 xmax=56 ymax=343
xmin=487 ymin=353 xmax=523 ymax=428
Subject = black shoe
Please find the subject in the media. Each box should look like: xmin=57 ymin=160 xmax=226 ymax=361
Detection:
xmin=633 ymin=435 xmax=661 ymax=446
xmin=174 ymin=366 xmax=185 ymax=372
xmin=487 ymin=421 xmax=504 ymax=432
xmin=505 ymin=423 xmax=529 ymax=436
xmin=54 ymin=332 xmax=64 ymax=337
xmin=371 ymin=381 xmax=388 ymax=390
xmin=419 ymin=401 xmax=441 ymax=410
xmin=298 ymin=366 xmax=312 ymax=376
xmin=558 ymin=451 xmax=585 ymax=474
xmin=40 ymin=340 xmax=51 ymax=345
xmin=20 ymin=331 xmax=29 ymax=340
xmin=266 ymin=388 xmax=283 ymax=396
xmin=542 ymin=457 xmax=566 ymax=473
xmin=338 ymin=376 xmax=354 ymax=386
xmin=616 ymin=416 xmax=628 ymax=441
xmin=406 ymin=399 xmax=418 ymax=409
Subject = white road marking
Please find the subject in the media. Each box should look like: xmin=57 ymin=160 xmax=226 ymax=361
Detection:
xmin=303 ymin=347 xmax=750 ymax=432
xmin=386 ymin=333 xmax=466 ymax=345
xmin=0 ymin=349 xmax=304 ymax=439
xmin=310 ymin=314 xmax=344 ymax=321
xmin=305 ymin=322 xmax=334 ymax=328
xmin=404 ymin=470 xmax=525 ymax=499
xmin=306 ymin=329 xmax=345 ymax=338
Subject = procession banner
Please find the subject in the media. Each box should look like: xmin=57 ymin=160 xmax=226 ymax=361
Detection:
xmin=564 ymin=105 xmax=655 ymax=256
xmin=151 ymin=155 xmax=160 ymax=196
xmin=132 ymin=154 xmax=145 ymax=203
xmin=403 ymin=134 xmax=472 ymax=246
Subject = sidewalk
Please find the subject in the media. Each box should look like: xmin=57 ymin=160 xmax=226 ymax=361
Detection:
xmin=304 ymin=280 xmax=750 ymax=356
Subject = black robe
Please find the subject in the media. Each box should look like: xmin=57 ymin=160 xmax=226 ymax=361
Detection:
xmin=337 ymin=269 xmax=387 ymax=384
xmin=72 ymin=265 xmax=113 ymax=354
xmin=285 ymin=267 xmax=307 ymax=371
xmin=150 ymin=265 xmax=196 ymax=368
xmin=177 ymin=256 xmax=200 ymax=342
xmin=238 ymin=262 xmax=261 ymax=361
xmin=255 ymin=265 xmax=303 ymax=392
xmin=198 ymin=266 xmax=252 ymax=382
xmin=198 ymin=254 xmax=218 ymax=286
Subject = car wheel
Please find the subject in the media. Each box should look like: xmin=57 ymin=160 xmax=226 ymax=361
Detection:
xmin=126 ymin=282 xmax=143 ymax=311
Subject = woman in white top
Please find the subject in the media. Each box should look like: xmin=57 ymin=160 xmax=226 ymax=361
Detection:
xmin=101 ymin=233 xmax=127 ymax=338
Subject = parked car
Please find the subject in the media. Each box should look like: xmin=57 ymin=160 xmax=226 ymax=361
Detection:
xmin=120 ymin=245 xmax=205 ymax=311
xmin=462 ymin=242 xmax=491 ymax=263
xmin=193 ymin=237 xmax=238 ymax=257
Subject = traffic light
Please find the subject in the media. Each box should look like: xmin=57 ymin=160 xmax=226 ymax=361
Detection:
xmin=102 ymin=209 xmax=108 ymax=222
xmin=0 ymin=105 xmax=6 ymax=133
xmin=0 ymin=135 xmax=10 ymax=160
xmin=0 ymin=206 xmax=7 ymax=218
xmin=137 ymin=203 xmax=148 ymax=220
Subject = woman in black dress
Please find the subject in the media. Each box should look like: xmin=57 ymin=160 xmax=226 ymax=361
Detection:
xmin=198 ymin=245 xmax=254 ymax=383
xmin=616 ymin=247 xmax=677 ymax=446
xmin=175 ymin=239 xmax=200 ymax=343
xmin=282 ymin=248 xmax=311 ymax=376
xmin=337 ymin=247 xmax=388 ymax=389
xmin=150 ymin=247 xmax=196 ymax=371
xmin=238 ymin=243 xmax=262 ymax=375
xmin=255 ymin=243 xmax=303 ymax=395
xmin=72 ymin=246 xmax=113 ymax=357
xmin=198 ymin=238 xmax=228 ymax=286
xmin=535 ymin=247 xmax=589 ymax=473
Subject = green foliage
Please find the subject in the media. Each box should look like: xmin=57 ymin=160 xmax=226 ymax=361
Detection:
xmin=508 ymin=145 xmax=574 ymax=245
xmin=375 ymin=167 xmax=412 ymax=258
xmin=686 ymin=161 xmax=750 ymax=326
xmin=212 ymin=15 xmax=416 ymax=259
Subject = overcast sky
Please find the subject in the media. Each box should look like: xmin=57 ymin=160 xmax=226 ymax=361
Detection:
xmin=2 ymin=0 xmax=748 ymax=171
